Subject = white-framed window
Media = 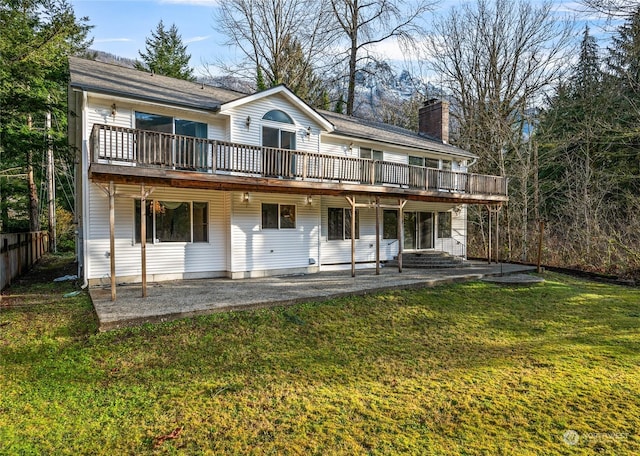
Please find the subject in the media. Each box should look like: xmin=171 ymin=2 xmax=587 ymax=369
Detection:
xmin=262 ymin=203 xmax=296 ymax=229
xmin=409 ymin=155 xmax=440 ymax=169
xmin=437 ymin=211 xmax=452 ymax=238
xmin=360 ymin=147 xmax=383 ymax=161
xmin=134 ymin=200 xmax=208 ymax=243
xmin=262 ymin=110 xmax=296 ymax=150
xmin=328 ymin=208 xmax=360 ymax=240
xmin=135 ymin=112 xmax=207 ymax=138
xmin=383 ymin=210 xmax=398 ymax=239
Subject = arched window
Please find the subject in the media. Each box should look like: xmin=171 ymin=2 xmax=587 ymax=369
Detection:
xmin=262 ymin=110 xmax=294 ymax=124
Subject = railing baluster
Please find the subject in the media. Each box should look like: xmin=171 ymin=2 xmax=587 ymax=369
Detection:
xmin=89 ymin=123 xmax=508 ymax=197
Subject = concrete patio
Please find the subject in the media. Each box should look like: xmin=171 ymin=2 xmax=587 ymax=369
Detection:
xmin=89 ymin=262 xmax=538 ymax=331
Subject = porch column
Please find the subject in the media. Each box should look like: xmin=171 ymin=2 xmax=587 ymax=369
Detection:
xmin=398 ymin=199 xmax=406 ymax=273
xmin=375 ymin=196 xmax=380 ymax=275
xmin=495 ymin=204 xmax=500 ymax=264
xmin=346 ymin=196 xmax=356 ymax=277
xmin=109 ymin=181 xmax=116 ymax=301
xmin=141 ymin=184 xmax=147 ymax=298
xmin=487 ymin=205 xmax=492 ymax=264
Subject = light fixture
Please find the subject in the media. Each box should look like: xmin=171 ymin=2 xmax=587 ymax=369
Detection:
xmin=245 ymin=116 xmax=251 ymax=128
xmin=305 ymin=195 xmax=313 ymax=205
xmin=306 ymin=126 xmax=311 ymax=137
xmin=453 ymin=205 xmax=462 ymax=215
xmin=110 ymin=103 xmax=117 ymax=118
xmin=242 ymin=192 xmax=250 ymax=203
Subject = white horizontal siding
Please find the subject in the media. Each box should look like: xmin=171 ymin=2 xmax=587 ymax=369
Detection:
xmin=225 ymin=94 xmax=321 ymax=153
xmin=230 ymin=192 xmax=320 ymax=273
xmin=86 ymin=183 xmax=227 ymax=280
xmin=319 ymin=196 xmax=399 ymax=265
xmin=383 ymin=151 xmax=407 ymax=164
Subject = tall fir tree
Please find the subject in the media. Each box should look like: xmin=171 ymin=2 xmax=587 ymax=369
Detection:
xmin=0 ymin=0 xmax=91 ymax=231
xmin=135 ymin=20 xmax=194 ymax=81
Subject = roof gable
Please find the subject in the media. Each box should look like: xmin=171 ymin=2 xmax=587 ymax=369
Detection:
xmin=219 ymin=85 xmax=334 ymax=132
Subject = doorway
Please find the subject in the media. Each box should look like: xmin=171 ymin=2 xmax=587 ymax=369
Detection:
xmin=403 ymin=212 xmax=434 ymax=250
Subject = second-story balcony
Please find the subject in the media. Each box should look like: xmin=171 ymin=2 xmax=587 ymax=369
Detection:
xmin=89 ymin=124 xmax=508 ymax=203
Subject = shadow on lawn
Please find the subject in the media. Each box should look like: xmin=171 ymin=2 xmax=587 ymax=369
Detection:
xmin=3 ymin=257 xmax=639 ymax=394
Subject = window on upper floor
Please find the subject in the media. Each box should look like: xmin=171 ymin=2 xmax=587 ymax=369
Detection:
xmin=328 ymin=208 xmax=360 ymax=240
xmin=410 ymin=155 xmax=441 ymax=169
xmin=262 ymin=110 xmax=296 ymax=150
xmin=263 ymin=110 xmax=294 ymax=124
xmin=135 ymin=112 xmax=207 ymax=138
xmin=360 ymin=147 xmax=383 ymax=161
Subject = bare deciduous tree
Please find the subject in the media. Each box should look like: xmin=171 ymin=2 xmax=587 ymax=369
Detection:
xmin=216 ymin=0 xmax=335 ymax=102
xmin=329 ymin=0 xmax=436 ymax=116
xmin=581 ymin=0 xmax=640 ymax=17
xmin=425 ymin=0 xmax=574 ymax=260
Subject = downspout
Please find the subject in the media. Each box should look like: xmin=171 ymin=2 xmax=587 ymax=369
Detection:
xmin=81 ymin=90 xmax=90 ymax=289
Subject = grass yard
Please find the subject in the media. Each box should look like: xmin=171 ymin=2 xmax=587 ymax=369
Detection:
xmin=1 ymin=256 xmax=639 ymax=455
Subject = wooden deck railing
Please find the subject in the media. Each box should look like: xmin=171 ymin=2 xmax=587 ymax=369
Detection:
xmin=90 ymin=124 xmax=508 ymax=197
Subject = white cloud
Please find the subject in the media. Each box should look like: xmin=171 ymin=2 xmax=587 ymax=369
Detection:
xmin=94 ymin=38 xmax=134 ymax=43
xmin=185 ymin=35 xmax=212 ymax=44
xmin=159 ymin=0 xmax=219 ymax=5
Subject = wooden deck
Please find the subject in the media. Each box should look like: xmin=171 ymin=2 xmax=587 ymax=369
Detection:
xmin=89 ymin=124 xmax=508 ymax=203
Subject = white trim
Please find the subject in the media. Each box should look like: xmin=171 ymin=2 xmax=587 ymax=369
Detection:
xmin=220 ymin=85 xmax=334 ymax=132
xmin=82 ymin=90 xmax=215 ymax=118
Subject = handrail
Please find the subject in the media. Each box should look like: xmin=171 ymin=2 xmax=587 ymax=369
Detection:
xmin=90 ymin=123 xmax=508 ymax=197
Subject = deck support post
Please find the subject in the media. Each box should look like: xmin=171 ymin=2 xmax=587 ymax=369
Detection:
xmin=487 ymin=205 xmax=492 ymax=264
xmin=141 ymin=184 xmax=147 ymax=298
xmin=495 ymin=204 xmax=500 ymax=264
xmin=375 ymin=196 xmax=380 ymax=275
xmin=109 ymin=181 xmax=116 ymax=301
xmin=346 ymin=196 xmax=356 ymax=277
xmin=398 ymin=199 xmax=406 ymax=273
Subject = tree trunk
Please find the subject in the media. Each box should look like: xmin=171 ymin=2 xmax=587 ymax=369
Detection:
xmin=27 ymin=115 xmax=39 ymax=232
xmin=346 ymin=32 xmax=358 ymax=116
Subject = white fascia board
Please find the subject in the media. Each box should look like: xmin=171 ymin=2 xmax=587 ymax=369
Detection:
xmin=219 ymin=85 xmax=335 ymax=132
xmin=83 ymin=90 xmax=216 ymax=117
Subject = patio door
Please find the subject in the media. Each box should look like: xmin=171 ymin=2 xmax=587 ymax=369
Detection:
xmin=403 ymin=212 xmax=433 ymax=250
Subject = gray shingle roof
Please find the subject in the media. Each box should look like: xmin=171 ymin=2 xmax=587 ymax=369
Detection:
xmin=320 ymin=110 xmax=475 ymax=159
xmin=69 ymin=57 xmax=475 ymax=159
xmin=69 ymin=56 xmax=240 ymax=111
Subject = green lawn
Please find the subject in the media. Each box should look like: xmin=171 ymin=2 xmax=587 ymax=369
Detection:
xmin=1 ymin=256 xmax=639 ymax=455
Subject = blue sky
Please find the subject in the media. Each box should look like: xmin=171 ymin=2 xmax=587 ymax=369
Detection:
xmin=71 ymin=0 xmax=229 ymax=71
xmin=70 ymin=0 xmax=618 ymax=76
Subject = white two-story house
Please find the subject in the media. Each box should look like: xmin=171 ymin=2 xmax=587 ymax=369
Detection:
xmin=68 ymin=57 xmax=507 ymax=296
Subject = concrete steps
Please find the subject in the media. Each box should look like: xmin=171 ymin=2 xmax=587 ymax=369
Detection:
xmin=387 ymin=251 xmax=469 ymax=269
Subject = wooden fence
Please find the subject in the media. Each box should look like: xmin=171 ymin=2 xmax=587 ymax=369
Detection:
xmin=1 ymin=231 xmax=49 ymax=290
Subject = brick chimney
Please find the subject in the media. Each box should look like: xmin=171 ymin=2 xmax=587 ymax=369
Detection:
xmin=419 ymin=98 xmax=449 ymax=144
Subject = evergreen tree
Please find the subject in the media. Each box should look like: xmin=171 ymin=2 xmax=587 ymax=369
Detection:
xmin=256 ymin=66 xmax=266 ymax=91
xmin=0 ymin=0 xmax=91 ymax=231
xmin=608 ymin=6 xmax=640 ymax=95
xmin=334 ymin=94 xmax=345 ymax=114
xmin=135 ymin=20 xmax=194 ymax=81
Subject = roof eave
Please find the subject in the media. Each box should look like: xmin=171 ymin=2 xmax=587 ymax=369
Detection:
xmin=70 ymin=83 xmax=221 ymax=113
